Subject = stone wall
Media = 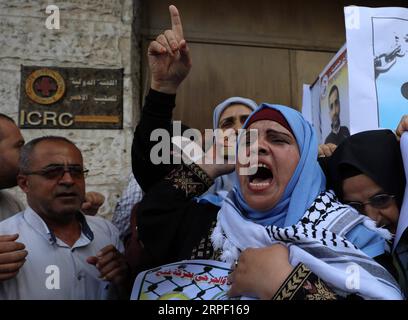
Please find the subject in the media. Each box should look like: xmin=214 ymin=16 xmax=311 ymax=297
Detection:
xmin=0 ymin=0 xmax=141 ymax=219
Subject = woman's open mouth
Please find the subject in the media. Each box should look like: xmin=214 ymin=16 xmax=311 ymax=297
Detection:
xmin=248 ymin=163 xmax=273 ymax=191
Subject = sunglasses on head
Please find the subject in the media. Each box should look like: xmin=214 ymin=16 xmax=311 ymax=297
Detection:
xmin=345 ymin=193 xmax=396 ymax=213
xmin=24 ymin=165 xmax=89 ymax=180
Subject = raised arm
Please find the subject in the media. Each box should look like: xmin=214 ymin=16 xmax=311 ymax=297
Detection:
xmin=148 ymin=5 xmax=192 ymax=94
xmin=132 ymin=5 xmax=192 ymax=191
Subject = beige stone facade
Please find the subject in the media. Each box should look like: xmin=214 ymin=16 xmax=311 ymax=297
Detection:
xmin=0 ymin=0 xmax=141 ymax=218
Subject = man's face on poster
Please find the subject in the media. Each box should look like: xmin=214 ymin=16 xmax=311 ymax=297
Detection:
xmin=329 ymin=87 xmax=340 ymax=130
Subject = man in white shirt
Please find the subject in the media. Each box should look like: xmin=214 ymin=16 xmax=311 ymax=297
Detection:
xmin=0 ymin=114 xmax=106 ymax=282
xmin=0 ymin=136 xmax=129 ymax=299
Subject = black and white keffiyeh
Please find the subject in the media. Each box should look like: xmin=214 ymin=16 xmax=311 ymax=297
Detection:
xmin=211 ymin=190 xmax=402 ymax=300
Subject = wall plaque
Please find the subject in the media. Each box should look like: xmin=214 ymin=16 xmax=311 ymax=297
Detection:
xmin=19 ymin=66 xmax=123 ymax=129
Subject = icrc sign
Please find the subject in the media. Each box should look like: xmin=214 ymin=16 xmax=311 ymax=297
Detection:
xmin=19 ymin=66 xmax=123 ymax=129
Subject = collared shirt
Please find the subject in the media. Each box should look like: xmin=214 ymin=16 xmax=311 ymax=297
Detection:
xmin=112 ymin=173 xmax=143 ymax=240
xmin=0 ymin=207 xmax=123 ymax=300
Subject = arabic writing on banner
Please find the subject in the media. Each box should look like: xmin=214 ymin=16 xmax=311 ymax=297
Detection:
xmin=131 ymin=260 xmax=254 ymax=300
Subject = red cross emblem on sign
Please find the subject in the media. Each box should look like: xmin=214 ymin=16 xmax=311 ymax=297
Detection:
xmin=34 ymin=77 xmax=57 ymax=97
xmin=25 ymin=68 xmax=66 ymax=105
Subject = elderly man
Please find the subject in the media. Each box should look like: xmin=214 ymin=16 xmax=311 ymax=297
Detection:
xmin=0 ymin=136 xmax=129 ymax=299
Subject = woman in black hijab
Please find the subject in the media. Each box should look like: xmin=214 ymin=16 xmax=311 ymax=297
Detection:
xmin=328 ymin=129 xmax=405 ymax=234
xmin=327 ymin=129 xmax=407 ymax=296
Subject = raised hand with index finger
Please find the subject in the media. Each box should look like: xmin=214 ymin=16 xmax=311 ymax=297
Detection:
xmin=148 ymin=5 xmax=192 ymax=94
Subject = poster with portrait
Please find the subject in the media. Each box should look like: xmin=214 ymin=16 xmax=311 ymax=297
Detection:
xmin=130 ymin=259 xmax=254 ymax=300
xmin=345 ymin=6 xmax=408 ymax=133
xmin=319 ymin=44 xmax=351 ymax=146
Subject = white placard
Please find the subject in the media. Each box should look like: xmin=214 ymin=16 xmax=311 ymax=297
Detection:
xmin=302 ymin=83 xmax=312 ymax=125
xmin=345 ymin=6 xmax=408 ymax=134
